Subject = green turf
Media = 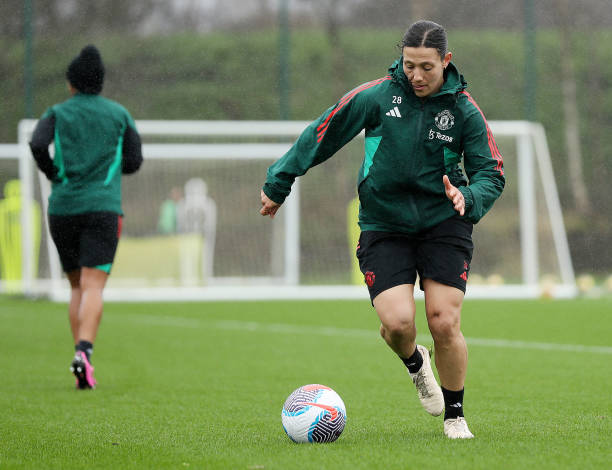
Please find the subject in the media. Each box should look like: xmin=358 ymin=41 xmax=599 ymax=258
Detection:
xmin=0 ymin=296 xmax=611 ymax=469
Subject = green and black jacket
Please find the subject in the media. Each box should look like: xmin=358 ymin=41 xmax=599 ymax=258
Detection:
xmin=263 ymin=60 xmax=505 ymax=233
xmin=30 ymin=93 xmax=143 ymax=216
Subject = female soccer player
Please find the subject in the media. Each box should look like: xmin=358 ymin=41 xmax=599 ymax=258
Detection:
xmin=260 ymin=20 xmax=504 ymax=438
xmin=30 ymin=45 xmax=143 ymax=389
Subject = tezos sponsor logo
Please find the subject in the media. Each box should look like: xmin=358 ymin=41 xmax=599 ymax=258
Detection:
xmin=428 ymin=129 xmax=454 ymax=143
xmin=435 ymin=110 xmax=455 ymax=130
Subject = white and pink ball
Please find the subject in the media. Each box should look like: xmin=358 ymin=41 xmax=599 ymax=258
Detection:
xmin=281 ymin=384 xmax=346 ymax=443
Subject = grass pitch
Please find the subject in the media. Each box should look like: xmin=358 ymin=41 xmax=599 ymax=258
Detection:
xmin=1 ymin=296 xmax=611 ymax=469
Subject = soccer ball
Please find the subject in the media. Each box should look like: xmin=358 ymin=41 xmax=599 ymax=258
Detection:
xmin=281 ymin=384 xmax=346 ymax=443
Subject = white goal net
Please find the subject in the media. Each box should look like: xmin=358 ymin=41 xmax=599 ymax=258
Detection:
xmin=16 ymin=119 xmax=576 ymax=301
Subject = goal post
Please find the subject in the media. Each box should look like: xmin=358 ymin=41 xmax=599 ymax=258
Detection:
xmin=16 ymin=119 xmax=577 ymax=301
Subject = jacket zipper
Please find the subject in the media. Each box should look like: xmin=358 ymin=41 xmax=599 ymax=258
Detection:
xmin=405 ymin=99 xmax=425 ymax=226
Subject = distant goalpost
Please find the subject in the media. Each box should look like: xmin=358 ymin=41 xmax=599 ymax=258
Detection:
xmin=17 ymin=119 xmax=577 ymax=301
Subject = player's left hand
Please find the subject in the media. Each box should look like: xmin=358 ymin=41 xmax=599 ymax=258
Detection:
xmin=443 ymin=175 xmax=465 ymax=216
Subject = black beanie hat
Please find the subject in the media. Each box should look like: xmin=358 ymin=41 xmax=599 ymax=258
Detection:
xmin=66 ymin=45 xmax=105 ymax=94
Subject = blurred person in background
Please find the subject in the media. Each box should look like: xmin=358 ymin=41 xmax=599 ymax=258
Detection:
xmin=260 ymin=20 xmax=504 ymax=439
xmin=158 ymin=186 xmax=183 ymax=234
xmin=29 ymin=45 xmax=143 ymax=389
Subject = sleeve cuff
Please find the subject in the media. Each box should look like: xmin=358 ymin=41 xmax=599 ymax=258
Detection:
xmin=458 ymin=186 xmax=474 ymax=213
xmin=262 ymin=183 xmax=288 ymax=205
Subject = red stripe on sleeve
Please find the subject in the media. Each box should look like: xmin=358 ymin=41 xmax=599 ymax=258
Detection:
xmin=460 ymin=91 xmax=504 ymax=175
xmin=316 ymin=76 xmax=391 ymax=143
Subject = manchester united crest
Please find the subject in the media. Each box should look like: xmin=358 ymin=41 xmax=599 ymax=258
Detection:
xmin=435 ymin=110 xmax=455 ymax=131
xmin=364 ymin=271 xmax=376 ymax=287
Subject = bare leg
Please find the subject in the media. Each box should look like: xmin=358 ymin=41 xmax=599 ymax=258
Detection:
xmin=66 ymin=270 xmax=82 ymax=344
xmin=372 ymin=284 xmax=417 ymax=357
xmin=77 ymin=267 xmax=108 ymax=343
xmin=423 ymin=279 xmax=467 ymax=390
xmin=375 ymin=283 xmax=444 ymax=416
xmin=423 ymin=280 xmax=475 ymax=437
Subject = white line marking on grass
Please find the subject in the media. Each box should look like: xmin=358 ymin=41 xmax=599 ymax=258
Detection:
xmin=214 ymin=320 xmax=612 ymax=355
xmin=121 ymin=314 xmax=203 ymax=329
xmin=122 ymin=315 xmax=612 ymax=355
xmin=215 ymin=320 xmax=377 ymax=339
xmin=463 ymin=337 xmax=612 ymax=355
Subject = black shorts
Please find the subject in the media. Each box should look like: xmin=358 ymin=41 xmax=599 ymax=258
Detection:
xmin=356 ymin=216 xmax=474 ymax=302
xmin=48 ymin=212 xmax=122 ymax=274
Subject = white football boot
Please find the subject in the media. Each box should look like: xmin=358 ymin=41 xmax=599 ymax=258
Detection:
xmin=408 ymin=344 xmax=444 ymax=416
xmin=444 ymin=417 xmax=475 ymax=439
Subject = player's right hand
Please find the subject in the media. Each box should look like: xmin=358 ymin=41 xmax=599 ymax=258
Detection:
xmin=260 ymin=189 xmax=281 ymax=218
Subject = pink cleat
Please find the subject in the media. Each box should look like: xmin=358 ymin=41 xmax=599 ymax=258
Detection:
xmin=70 ymin=351 xmax=97 ymax=389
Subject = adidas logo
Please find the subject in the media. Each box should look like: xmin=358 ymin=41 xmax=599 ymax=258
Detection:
xmin=385 ymin=106 xmax=402 ymax=118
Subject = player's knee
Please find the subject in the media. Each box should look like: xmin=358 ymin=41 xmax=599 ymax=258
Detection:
xmin=427 ymin=310 xmax=460 ymax=343
xmin=382 ymin=315 xmax=415 ymax=341
xmin=379 ymin=323 xmax=387 ymax=340
xmin=79 ymin=267 xmax=109 ymax=290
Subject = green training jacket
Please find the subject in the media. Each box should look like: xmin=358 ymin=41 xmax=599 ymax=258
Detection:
xmin=263 ymin=60 xmax=505 ymax=233
xmin=30 ymin=93 xmax=143 ymax=216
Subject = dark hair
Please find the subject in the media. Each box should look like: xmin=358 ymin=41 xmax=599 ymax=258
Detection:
xmin=66 ymin=45 xmax=105 ymax=94
xmin=400 ymin=20 xmax=448 ymax=60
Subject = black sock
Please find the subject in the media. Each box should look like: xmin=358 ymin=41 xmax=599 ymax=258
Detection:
xmin=442 ymin=387 xmax=465 ymax=420
xmin=400 ymin=346 xmax=423 ymax=374
xmin=76 ymin=340 xmax=93 ymax=362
